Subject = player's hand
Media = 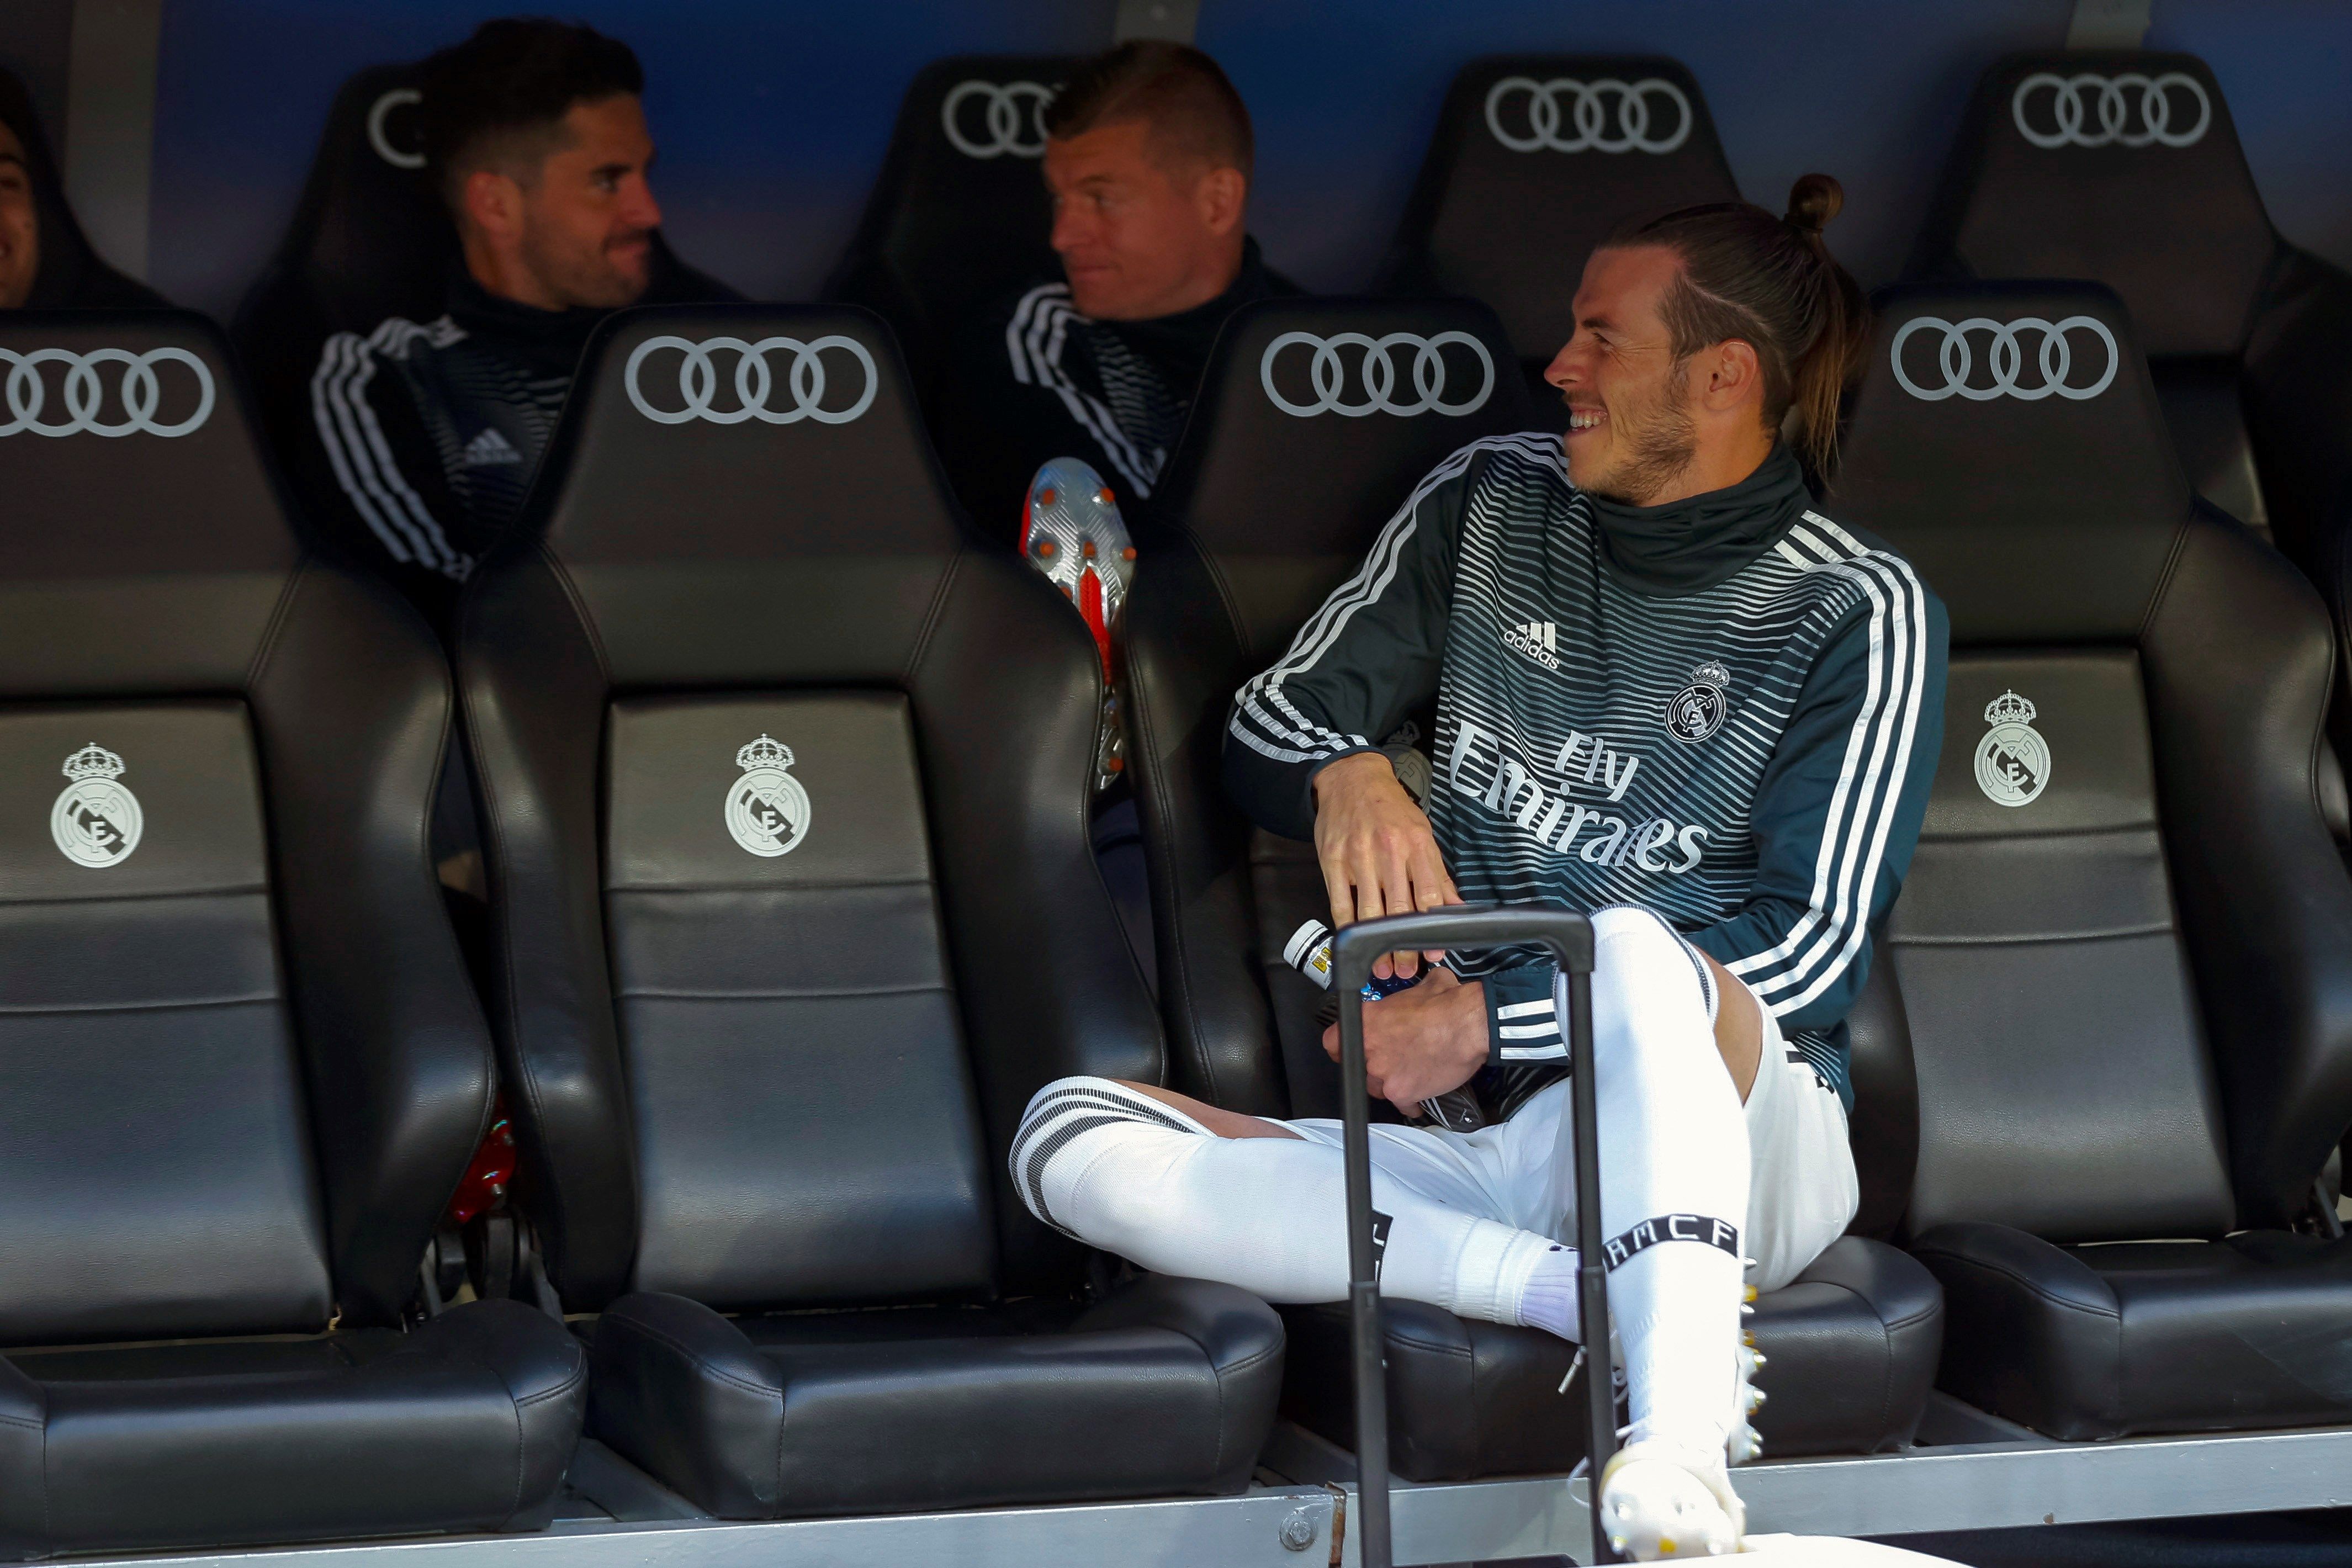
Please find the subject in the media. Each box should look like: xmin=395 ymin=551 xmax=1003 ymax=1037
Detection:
xmin=1322 ymin=969 xmax=1487 ymax=1114
xmin=1311 ymin=751 xmax=1461 ymax=979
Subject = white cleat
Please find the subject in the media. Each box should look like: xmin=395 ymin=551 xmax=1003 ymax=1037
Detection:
xmin=1729 ymin=1329 xmax=1768 ymax=1465
xmin=1598 ymin=1439 xmax=1747 ymax=1559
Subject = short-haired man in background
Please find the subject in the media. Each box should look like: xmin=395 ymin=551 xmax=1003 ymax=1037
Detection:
xmin=938 ymin=41 xmax=1297 ymax=527
xmin=299 ymin=18 xmax=735 ymax=619
xmin=0 ymin=68 xmax=167 ymax=310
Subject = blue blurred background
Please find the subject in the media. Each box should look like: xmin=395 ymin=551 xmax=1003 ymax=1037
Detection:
xmin=7 ymin=0 xmax=2349 ymax=321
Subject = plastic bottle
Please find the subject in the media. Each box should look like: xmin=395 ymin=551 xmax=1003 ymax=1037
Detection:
xmin=1281 ymin=918 xmax=1486 ymax=1132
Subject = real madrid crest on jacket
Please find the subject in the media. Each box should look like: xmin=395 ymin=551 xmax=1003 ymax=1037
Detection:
xmin=1225 ymin=436 xmax=1949 ymax=1117
xmin=51 ymin=743 xmax=142 ymax=868
xmin=725 ymin=734 xmax=810 ymax=857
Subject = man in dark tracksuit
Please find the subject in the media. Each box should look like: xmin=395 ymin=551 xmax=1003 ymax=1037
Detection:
xmin=0 ymin=68 xmax=168 ymax=310
xmin=935 ymin=41 xmax=1297 ymax=533
xmin=1005 ymin=183 xmax=1947 ymax=1559
xmin=295 ymin=20 xmax=735 ymax=624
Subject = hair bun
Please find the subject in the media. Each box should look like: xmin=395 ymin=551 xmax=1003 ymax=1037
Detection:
xmin=1784 ymin=173 xmax=1844 ymax=236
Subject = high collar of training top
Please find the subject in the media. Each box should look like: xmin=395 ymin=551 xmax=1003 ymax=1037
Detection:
xmin=444 ymin=265 xmax=613 ymax=382
xmin=1583 ymin=443 xmax=1814 ymax=598
xmin=1093 ymin=235 xmax=1288 ymax=384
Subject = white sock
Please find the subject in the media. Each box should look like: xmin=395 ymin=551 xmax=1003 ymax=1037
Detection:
xmin=1010 ymin=1078 xmax=1567 ymax=1323
xmin=1508 ymin=1240 xmax=1583 ymax=1342
xmin=1561 ymin=905 xmax=1752 ymax=1460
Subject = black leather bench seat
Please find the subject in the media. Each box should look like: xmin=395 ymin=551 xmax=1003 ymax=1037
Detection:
xmin=0 ymin=311 xmax=585 ymax=1560
xmin=1280 ymin=1236 xmax=1941 ymax=1481
xmin=589 ymin=1277 xmax=1281 ymax=1517
xmin=460 ymin=304 xmax=1284 ymax=1522
xmin=1832 ymin=281 xmax=2352 ymax=1443
xmin=0 ymin=1304 xmax=581 ymax=1555
xmin=1914 ymin=1226 xmax=2352 ymax=1442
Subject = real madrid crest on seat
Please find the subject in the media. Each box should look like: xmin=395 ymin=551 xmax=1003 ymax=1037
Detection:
xmin=725 ymin=733 xmax=809 ymax=857
xmin=50 ymin=742 xmax=142 ymax=867
xmin=1973 ymin=690 xmax=2049 ymax=807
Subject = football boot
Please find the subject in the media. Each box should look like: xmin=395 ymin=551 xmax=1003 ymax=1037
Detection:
xmin=1598 ymin=1438 xmax=1747 ymax=1559
xmin=1022 ymin=458 xmax=1136 ymax=788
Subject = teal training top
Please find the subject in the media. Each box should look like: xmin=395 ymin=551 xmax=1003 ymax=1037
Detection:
xmin=1225 ymin=436 xmax=1950 ymax=1115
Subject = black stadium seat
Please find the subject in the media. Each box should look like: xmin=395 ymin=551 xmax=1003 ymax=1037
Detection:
xmin=455 ymin=304 xmax=1284 ymax=1518
xmin=1121 ymin=298 xmax=1941 ymax=1479
xmin=1830 ymin=282 xmax=2352 ymax=1439
xmin=1908 ymin=50 xmax=2352 ymax=561
xmin=0 ymin=312 xmax=584 ymax=1556
xmin=1380 ymin=57 xmax=1740 ymax=414
xmin=231 ymin=63 xmax=450 ymax=483
xmin=826 ymin=55 xmax=1073 ymax=413
xmin=232 ymin=60 xmax=724 ymax=506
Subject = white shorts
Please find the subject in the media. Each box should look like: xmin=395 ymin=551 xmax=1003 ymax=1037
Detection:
xmin=1282 ymin=1011 xmax=1860 ymax=1294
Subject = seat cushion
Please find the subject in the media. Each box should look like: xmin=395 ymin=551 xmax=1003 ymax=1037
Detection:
xmin=1280 ymin=1236 xmax=1941 ymax=1482
xmin=0 ymin=1300 xmax=585 ymax=1560
xmin=585 ymin=1274 xmax=1285 ymax=1518
xmin=1915 ymin=1222 xmax=2352 ymax=1440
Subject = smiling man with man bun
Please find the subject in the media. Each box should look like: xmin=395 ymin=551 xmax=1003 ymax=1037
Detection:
xmin=1008 ymin=178 xmax=1948 ymax=1559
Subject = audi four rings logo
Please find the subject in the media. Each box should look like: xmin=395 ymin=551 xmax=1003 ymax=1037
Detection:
xmin=1890 ymin=316 xmax=2121 ymax=402
xmin=368 ymin=88 xmax=426 ymax=168
xmin=2011 ymin=71 xmax=2211 ymax=149
xmin=1484 ymin=76 xmax=1693 ymax=153
xmin=941 ymin=80 xmax=1055 ymax=158
xmin=623 ymin=335 xmax=880 ymax=426
xmin=1 ymin=348 xmax=216 ymax=437
xmin=1260 ymin=331 xmax=1496 ymax=418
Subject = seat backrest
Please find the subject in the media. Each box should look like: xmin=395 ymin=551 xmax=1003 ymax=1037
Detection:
xmin=1909 ymin=52 xmax=2276 ymax=363
xmin=0 ymin=312 xmax=488 ymax=1341
xmin=1124 ymin=298 xmax=1530 ymax=1115
xmin=248 ymin=63 xmax=452 ymax=340
xmin=824 ymin=56 xmax=1073 ymax=411
xmin=1830 ymin=282 xmax=2352 ymax=1237
xmin=1380 ymin=57 xmax=1740 ymax=371
xmin=0 ymin=67 xmax=166 ymax=309
xmin=460 ymin=305 xmax=1158 ymax=1311
xmin=229 ymin=63 xmax=453 ymax=486
xmin=1907 ymin=53 xmax=2285 ymax=533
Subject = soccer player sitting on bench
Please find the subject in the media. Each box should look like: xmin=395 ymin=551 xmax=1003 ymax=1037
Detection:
xmin=1011 ymin=178 xmax=1948 ymax=1560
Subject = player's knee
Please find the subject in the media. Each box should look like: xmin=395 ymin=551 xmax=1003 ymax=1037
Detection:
xmin=1590 ymin=904 xmax=1697 ymax=989
xmin=1019 ymin=1075 xmax=1121 ymax=1131
xmin=1589 ymin=902 xmax=1679 ymax=952
xmin=1009 ymin=1077 xmax=1204 ymax=1235
xmin=1584 ymin=904 xmax=1715 ymax=1044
